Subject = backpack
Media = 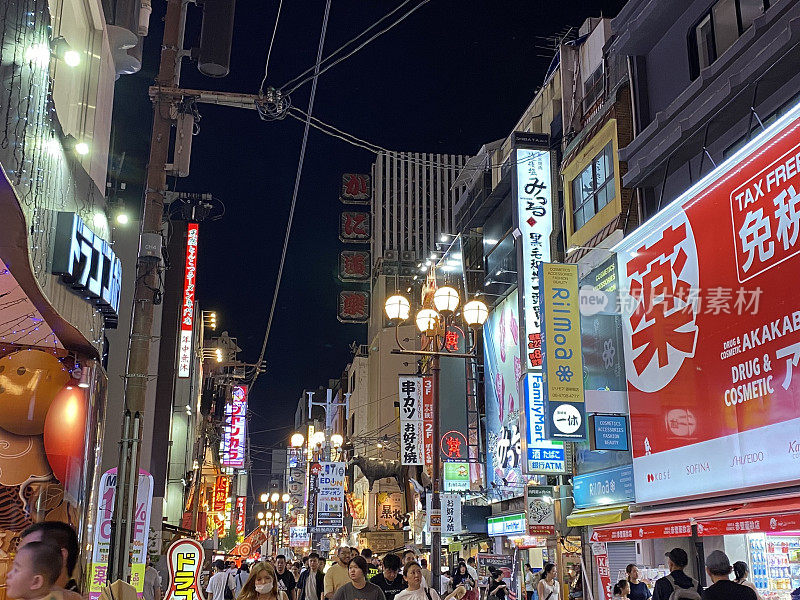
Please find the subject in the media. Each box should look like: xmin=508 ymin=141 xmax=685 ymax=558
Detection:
xmin=666 ymin=575 xmax=701 ymax=600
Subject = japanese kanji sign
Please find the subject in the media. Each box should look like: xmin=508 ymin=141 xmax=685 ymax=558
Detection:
xmin=375 ymin=492 xmax=404 ymax=530
xmin=89 ymin=469 xmax=153 ymax=600
xmin=399 ymin=376 xmax=424 ymax=465
xmin=441 ymin=430 xmax=468 ymax=460
xmin=236 ymin=496 xmax=246 ymax=536
xmin=522 ymin=373 xmax=569 ymax=474
xmin=339 ymin=250 xmax=371 ymax=281
xmin=590 ymin=538 xmax=612 ymax=600
xmin=308 ymin=462 xmax=346 ymax=533
xmin=441 ymin=493 xmax=462 ymax=537
xmin=164 ymin=538 xmax=205 ymax=600
xmin=220 ymin=384 xmax=247 ymax=468
xmin=513 ymin=144 xmax=553 ymax=371
xmin=339 ymin=211 xmax=371 ymax=242
xmin=340 ymin=173 xmax=371 ymax=204
xmin=525 ymin=485 xmax=555 ymax=535
xmin=615 ymin=101 xmax=800 ymax=503
xmin=540 ymin=263 xmax=586 ymax=441
xmin=178 ymin=223 xmax=199 ymax=378
xmin=213 ymin=476 xmax=230 ymax=512
xmin=338 ymin=290 xmax=370 ymax=323
xmin=422 ymin=376 xmax=434 ymax=467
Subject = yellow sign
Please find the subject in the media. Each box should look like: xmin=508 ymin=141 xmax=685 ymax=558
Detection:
xmin=541 ymin=263 xmax=584 ymax=404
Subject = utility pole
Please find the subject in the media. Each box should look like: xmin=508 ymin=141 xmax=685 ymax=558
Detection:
xmin=109 ymin=0 xmax=187 ymax=583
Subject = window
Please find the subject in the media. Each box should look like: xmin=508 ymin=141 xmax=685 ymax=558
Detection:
xmin=571 ymin=141 xmax=616 ymax=231
xmin=583 ymin=64 xmax=605 ymax=115
xmin=689 ymin=0 xmax=769 ymax=79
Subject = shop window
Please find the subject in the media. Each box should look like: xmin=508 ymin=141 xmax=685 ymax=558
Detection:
xmin=689 ymin=0 xmax=769 ymax=80
xmin=571 ymin=141 xmax=615 ymax=232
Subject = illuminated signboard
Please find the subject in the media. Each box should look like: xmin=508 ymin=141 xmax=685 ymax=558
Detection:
xmin=164 ymin=538 xmax=205 ymax=600
xmin=52 ymin=212 xmax=122 ymax=327
xmin=615 ymin=99 xmax=800 ymax=503
xmin=178 ymin=223 xmax=199 ymax=378
xmin=220 ymin=384 xmax=247 ymax=468
xmin=487 ymin=513 xmax=526 ymax=537
xmin=398 ymin=376 xmax=424 ymax=465
xmin=522 ymin=373 xmax=569 ymax=474
xmin=513 ymin=142 xmax=553 ymax=372
xmin=235 ymin=496 xmax=246 ymax=536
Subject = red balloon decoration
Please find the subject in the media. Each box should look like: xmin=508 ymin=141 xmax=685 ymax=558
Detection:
xmin=43 ymin=384 xmax=87 ymax=486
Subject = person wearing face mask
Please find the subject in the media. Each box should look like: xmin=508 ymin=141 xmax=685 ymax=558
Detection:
xmin=238 ymin=562 xmax=289 ymax=600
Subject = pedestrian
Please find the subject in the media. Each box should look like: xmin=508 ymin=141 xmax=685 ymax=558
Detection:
xmin=275 ymin=555 xmax=298 ymax=599
xmin=370 ymin=553 xmax=407 ymax=600
xmin=625 ymin=565 xmax=651 ymax=600
xmin=487 ymin=570 xmax=508 ymax=600
xmin=144 ymin=555 xmax=163 ymax=600
xmin=208 ymin=560 xmax=236 ymax=600
xmin=537 ymin=563 xmax=559 ymax=600
xmin=395 ymin=562 xmax=467 ymax=600
xmin=612 ymin=580 xmax=629 ymax=599
xmin=525 ymin=565 xmax=538 ymax=600
xmin=464 ymin=559 xmax=479 ymax=600
xmin=235 ymin=564 xmax=252 ymax=597
xmin=441 ymin=570 xmax=452 ymax=597
xmin=363 ymin=550 xmax=380 ymax=580
xmin=401 ymin=551 xmax=427 ymax=589
xmin=6 ymin=541 xmax=64 ymax=600
xmin=701 ymin=551 xmax=756 ymax=600
xmin=332 ymin=555 xmax=386 ymax=600
xmin=238 ymin=562 xmax=289 ymax=600
xmin=324 ymin=546 xmax=353 ymax=599
xmin=733 ymin=562 xmax=761 ymax=599
xmin=568 ymin=565 xmax=583 ymax=600
xmin=651 ymin=549 xmax=701 ymax=600
xmin=297 ymin=552 xmax=325 ymax=600
xmin=452 ymin=563 xmax=476 ymax=597
xmin=419 ymin=560 xmax=433 ymax=589
xmin=19 ymin=521 xmax=81 ymax=596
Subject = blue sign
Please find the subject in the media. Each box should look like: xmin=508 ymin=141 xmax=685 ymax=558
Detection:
xmin=573 ymin=465 xmax=635 ymax=508
xmin=592 ymin=415 xmax=629 ymax=451
xmin=523 ymin=374 xmax=568 ymax=474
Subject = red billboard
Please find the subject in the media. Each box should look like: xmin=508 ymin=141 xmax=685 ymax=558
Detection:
xmin=616 ymin=103 xmax=800 ymax=503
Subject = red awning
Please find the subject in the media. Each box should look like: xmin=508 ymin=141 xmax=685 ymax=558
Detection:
xmin=594 ymin=506 xmax=733 ymax=542
xmin=696 ymin=497 xmax=800 ymax=536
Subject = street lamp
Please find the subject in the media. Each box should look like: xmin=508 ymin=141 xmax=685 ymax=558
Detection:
xmin=270 ymin=492 xmax=280 ymax=503
xmin=330 ymin=433 xmax=344 ymax=448
xmin=383 ymin=285 xmax=488 ymax=591
xmin=281 ymin=493 xmax=290 ymax=503
xmin=260 ymin=493 xmax=268 ymax=503
xmin=290 ymin=433 xmax=305 ymax=447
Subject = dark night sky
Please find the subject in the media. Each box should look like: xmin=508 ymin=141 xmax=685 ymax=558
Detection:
xmin=111 ymin=0 xmax=627 ymax=486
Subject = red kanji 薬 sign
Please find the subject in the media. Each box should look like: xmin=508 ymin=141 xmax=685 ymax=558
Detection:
xmin=441 ymin=430 xmax=468 ymax=460
xmin=338 ymin=290 xmax=370 ymax=323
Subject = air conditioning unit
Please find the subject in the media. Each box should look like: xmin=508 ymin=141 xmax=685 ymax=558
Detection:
xmin=401 ymin=250 xmax=416 ymax=262
xmin=400 ymin=266 xmax=415 ymax=277
xmin=384 ymin=249 xmax=398 ymax=261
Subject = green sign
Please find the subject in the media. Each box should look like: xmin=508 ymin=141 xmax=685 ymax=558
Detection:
xmin=443 ymin=462 xmax=469 ymax=491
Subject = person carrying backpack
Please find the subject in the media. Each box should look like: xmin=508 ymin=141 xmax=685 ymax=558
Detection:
xmin=651 ymin=549 xmax=702 ymax=600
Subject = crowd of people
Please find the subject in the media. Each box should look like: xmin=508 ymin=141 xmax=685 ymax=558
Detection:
xmin=6 ymin=522 xmax=789 ymax=600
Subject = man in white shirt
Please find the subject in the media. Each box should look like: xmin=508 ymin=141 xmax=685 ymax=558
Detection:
xmin=207 ymin=560 xmax=233 ymax=600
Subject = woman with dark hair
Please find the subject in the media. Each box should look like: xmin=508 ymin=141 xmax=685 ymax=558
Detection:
xmin=612 ymin=580 xmax=629 ymax=599
xmin=733 ymin=562 xmax=761 ymax=599
xmin=452 ymin=563 xmax=476 ymax=594
xmin=625 ymin=565 xmax=650 ymax=600
xmin=395 ymin=562 xmax=466 ymax=600
xmin=488 ymin=570 xmax=508 ymax=600
xmin=332 ymin=555 xmax=386 ymax=600
xmin=537 ymin=564 xmax=558 ymax=600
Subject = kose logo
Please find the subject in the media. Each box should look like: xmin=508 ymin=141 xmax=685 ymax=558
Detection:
xmin=646 ymin=471 xmax=670 ymax=483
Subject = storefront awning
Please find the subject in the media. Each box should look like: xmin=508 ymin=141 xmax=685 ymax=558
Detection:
xmin=567 ymin=506 xmax=629 ymax=527
xmin=696 ymin=497 xmax=800 ymax=536
xmin=593 ymin=506 xmax=728 ymax=542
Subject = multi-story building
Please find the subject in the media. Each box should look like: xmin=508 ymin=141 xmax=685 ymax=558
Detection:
xmin=0 ymin=0 xmax=145 ymax=594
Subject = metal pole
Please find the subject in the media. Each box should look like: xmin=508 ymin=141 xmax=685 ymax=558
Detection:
xmin=431 ymin=355 xmax=441 ymax=592
xmin=110 ymin=0 xmax=185 ymax=582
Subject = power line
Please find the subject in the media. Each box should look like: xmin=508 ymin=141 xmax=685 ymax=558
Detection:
xmin=252 ymin=0 xmax=333 ymax=390
xmin=259 ymin=0 xmax=285 ymax=95
xmin=281 ymin=0 xmax=431 ymax=96
xmin=279 ymin=0 xmax=427 ymax=93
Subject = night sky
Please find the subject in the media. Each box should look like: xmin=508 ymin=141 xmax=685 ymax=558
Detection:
xmin=110 ymin=0 xmax=627 ymax=488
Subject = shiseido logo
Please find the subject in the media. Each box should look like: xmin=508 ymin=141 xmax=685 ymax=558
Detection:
xmin=646 ymin=470 xmax=670 ymax=483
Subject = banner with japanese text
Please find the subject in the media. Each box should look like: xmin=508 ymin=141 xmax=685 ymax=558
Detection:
xmin=178 ymin=223 xmax=199 ymax=378
xmin=616 ymin=101 xmax=800 ymax=503
xmin=442 ymin=493 xmax=462 ymax=537
xmin=399 ymin=376 xmax=424 ymax=465
xmin=308 ymin=461 xmax=345 ymax=533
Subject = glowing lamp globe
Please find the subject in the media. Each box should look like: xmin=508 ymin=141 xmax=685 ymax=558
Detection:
xmin=282 ymin=493 xmax=290 ymax=502
xmin=63 ymin=49 xmax=80 ymax=67
xmin=384 ymin=295 xmax=411 ymax=323
xmin=433 ymin=286 xmax=460 ymax=314
xmin=290 ymin=433 xmax=305 ymax=447
xmin=415 ymin=309 xmax=440 ymax=333
xmin=270 ymin=492 xmax=280 ymax=503
xmin=330 ymin=433 xmax=344 ymax=447
xmin=463 ymin=299 xmax=489 ymax=327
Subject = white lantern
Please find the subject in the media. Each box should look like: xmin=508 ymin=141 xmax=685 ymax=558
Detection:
xmin=331 ymin=433 xmax=344 ymax=447
xmin=290 ymin=433 xmax=305 ymax=447
xmin=433 ymin=286 xmax=460 ymax=314
xmin=384 ymin=294 xmax=411 ymax=322
xmin=463 ymin=299 xmax=489 ymax=327
xmin=415 ymin=309 xmax=440 ymax=333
